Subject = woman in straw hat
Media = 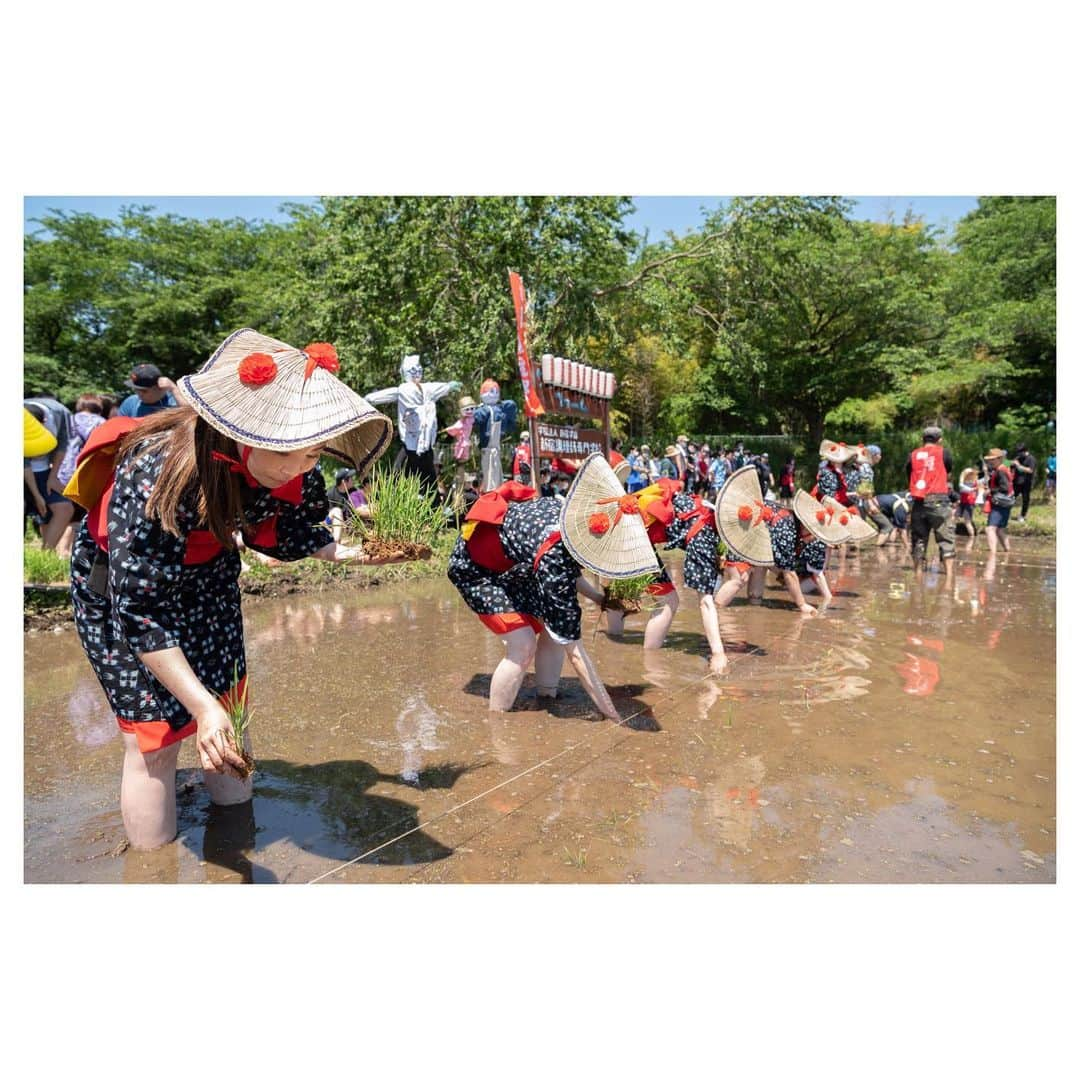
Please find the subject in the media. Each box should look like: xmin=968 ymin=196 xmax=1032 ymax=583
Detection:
xmin=447 ymin=454 xmax=658 ymax=717
xmin=812 ymin=439 xmax=857 ymax=506
xmin=659 ymin=488 xmax=732 ymax=673
xmin=65 ymin=329 xmax=395 ymax=850
xmin=716 ymin=471 xmax=845 ymax=613
xmin=747 ymin=491 xmax=849 ymax=612
xmin=601 ymin=477 xmax=681 ymax=648
xmin=982 ymin=448 xmax=1014 ymax=554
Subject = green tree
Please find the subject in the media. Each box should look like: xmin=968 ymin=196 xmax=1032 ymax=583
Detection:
xmin=282 ymin=196 xmax=636 ymax=394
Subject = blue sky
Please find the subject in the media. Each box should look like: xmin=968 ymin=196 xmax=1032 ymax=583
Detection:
xmin=23 ymin=194 xmax=981 ymax=238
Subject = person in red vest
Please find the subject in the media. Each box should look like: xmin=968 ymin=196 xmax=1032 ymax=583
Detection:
xmin=906 ymin=425 xmax=955 ymax=578
xmin=64 ymin=330 xmax=395 ymax=850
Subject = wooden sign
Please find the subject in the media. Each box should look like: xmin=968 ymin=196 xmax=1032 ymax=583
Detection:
xmin=536 ymin=423 xmax=605 ymax=459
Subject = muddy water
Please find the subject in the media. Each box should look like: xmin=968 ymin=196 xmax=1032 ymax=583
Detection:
xmin=25 ymin=542 xmax=1056 ymax=883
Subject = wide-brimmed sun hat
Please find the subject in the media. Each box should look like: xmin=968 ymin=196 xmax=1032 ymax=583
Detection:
xmin=175 ymin=329 xmax=393 ymax=475
xmin=713 ymin=464 xmax=777 ymax=566
xmin=560 ymin=453 xmax=660 ymax=579
xmin=819 ymin=439 xmax=857 ymax=464
xmin=794 ymin=491 xmax=852 ymax=545
xmin=983 ymin=447 xmax=1006 ymax=461
xmin=820 ymin=494 xmax=876 ymax=541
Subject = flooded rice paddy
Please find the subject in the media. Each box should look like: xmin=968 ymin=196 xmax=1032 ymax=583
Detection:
xmin=24 ymin=541 xmax=1056 ymax=883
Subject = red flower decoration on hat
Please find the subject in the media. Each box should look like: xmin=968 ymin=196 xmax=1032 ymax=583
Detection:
xmin=588 ymin=512 xmax=611 ymax=536
xmin=594 ymin=492 xmax=641 ymax=530
xmin=840 ymin=513 xmax=850 ymax=525
xmin=737 ymin=505 xmax=754 ymax=523
xmin=238 ymin=352 xmax=278 ymax=386
xmin=304 ymin=342 xmax=340 ymax=381
xmin=816 ymin=510 xmax=826 ymax=523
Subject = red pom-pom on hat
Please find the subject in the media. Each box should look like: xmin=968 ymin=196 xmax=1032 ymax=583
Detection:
xmin=816 ymin=510 xmax=826 ymax=523
xmin=840 ymin=514 xmax=850 ymax=525
xmin=588 ymin=512 xmax=611 ymax=536
xmin=238 ymin=352 xmax=278 ymax=386
xmin=737 ymin=505 xmax=753 ymax=523
xmin=304 ymin=342 xmax=340 ymax=380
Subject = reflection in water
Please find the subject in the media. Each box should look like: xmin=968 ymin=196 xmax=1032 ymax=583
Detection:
xmin=67 ymin=677 xmax=117 ymax=748
xmin=394 ymin=692 xmax=445 ymax=784
xmin=705 ymin=755 xmax=767 ymax=852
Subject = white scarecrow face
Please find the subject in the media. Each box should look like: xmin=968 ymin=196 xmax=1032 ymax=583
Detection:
xmin=480 ymin=382 xmax=500 ymax=406
xmin=401 ymin=355 xmax=423 ymax=383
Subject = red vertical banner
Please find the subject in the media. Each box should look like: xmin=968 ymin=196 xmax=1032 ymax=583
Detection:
xmin=508 ymin=270 xmax=545 ymax=418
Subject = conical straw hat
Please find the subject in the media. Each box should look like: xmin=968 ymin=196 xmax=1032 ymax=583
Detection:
xmin=560 ymin=453 xmax=660 ymax=579
xmin=175 ymin=329 xmax=394 ymax=476
xmin=820 ymin=495 xmax=876 ymax=541
xmin=819 ymin=438 xmax=856 ymax=464
xmin=793 ymin=490 xmax=851 ymax=545
xmin=713 ymin=464 xmax=776 ymax=566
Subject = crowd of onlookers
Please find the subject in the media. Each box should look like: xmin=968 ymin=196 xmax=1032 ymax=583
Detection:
xmin=25 ymin=363 xmax=1057 ymax=569
xmin=622 ymin=435 xmax=788 ymax=503
xmin=23 ymin=364 xmax=178 ymax=557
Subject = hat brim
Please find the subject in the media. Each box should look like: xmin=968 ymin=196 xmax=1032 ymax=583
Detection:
xmin=713 ymin=465 xmax=776 ymax=566
xmin=559 ymin=453 xmax=660 ymax=579
xmin=175 ymin=328 xmax=394 ymax=477
xmin=819 ymin=494 xmax=876 ymax=542
xmin=794 ymin=491 xmax=852 ymax=544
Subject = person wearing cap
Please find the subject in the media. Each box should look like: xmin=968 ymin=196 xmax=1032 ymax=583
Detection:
xmin=447 ymin=455 xmax=655 ymax=717
xmin=117 ymin=363 xmax=178 ymax=418
xmin=906 ymin=425 xmax=955 ymax=577
xmin=982 ymin=448 xmax=1015 ymax=554
xmin=64 ymin=329 xmax=395 ymax=850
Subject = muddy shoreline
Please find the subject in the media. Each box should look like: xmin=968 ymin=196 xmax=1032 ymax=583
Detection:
xmin=24 ymin=554 xmax=451 ymax=634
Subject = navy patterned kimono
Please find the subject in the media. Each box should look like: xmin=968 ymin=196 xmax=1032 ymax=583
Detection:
xmin=70 ymin=441 xmax=332 ymax=749
xmin=763 ymin=500 xmax=827 ymax=576
xmin=663 ymin=492 xmax=724 ymax=595
xmin=447 ymin=496 xmax=582 ymax=643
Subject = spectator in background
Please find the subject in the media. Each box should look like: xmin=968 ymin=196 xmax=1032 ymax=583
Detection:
xmin=118 ymin=364 xmax=179 ymax=418
xmin=660 ymin=445 xmax=680 ymax=481
xmin=778 ymin=456 xmax=796 ymax=505
xmin=54 ymin=393 xmax=108 ymax=559
xmin=23 ymin=391 xmax=75 ymax=551
xmin=675 ymin=434 xmax=690 ymax=482
xmin=1011 ymin=442 xmax=1036 ymax=522
xmin=98 ymin=393 xmax=120 ymax=419
xmin=626 ymin=448 xmax=647 ymax=493
xmin=983 ymin=448 xmax=1014 ymax=554
xmin=511 ymin=432 xmax=532 ymax=484
xmin=1045 ymin=448 xmax=1056 ymax=502
xmin=695 ymin=443 xmax=711 ymax=495
xmin=707 ymin=449 xmax=728 ymax=500
xmin=538 ymin=466 xmax=556 ymax=498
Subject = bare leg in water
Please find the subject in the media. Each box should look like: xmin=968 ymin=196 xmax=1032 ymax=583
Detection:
xmin=489 ymin=626 xmax=538 ymax=711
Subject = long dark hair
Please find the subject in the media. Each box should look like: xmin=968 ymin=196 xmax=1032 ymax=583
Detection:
xmin=117 ymin=406 xmax=246 ymax=548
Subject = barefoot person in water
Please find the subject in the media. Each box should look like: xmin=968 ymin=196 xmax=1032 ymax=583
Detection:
xmin=65 ymin=330 xmax=395 ymax=850
xmin=448 ymin=453 xmax=658 ymax=718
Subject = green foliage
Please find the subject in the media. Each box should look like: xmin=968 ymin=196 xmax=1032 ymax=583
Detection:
xmin=22 ymin=195 xmax=1055 ymax=448
xmin=24 ymin=542 xmax=70 ymax=584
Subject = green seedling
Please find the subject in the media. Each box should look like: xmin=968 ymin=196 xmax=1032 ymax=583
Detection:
xmin=344 ymin=467 xmax=445 ymax=556
xmin=224 ymin=661 xmax=254 ymax=778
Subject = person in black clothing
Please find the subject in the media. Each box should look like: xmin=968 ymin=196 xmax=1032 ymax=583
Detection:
xmin=537 ymin=466 xmax=556 ymax=498
xmin=1011 ymin=443 xmax=1037 ymax=522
